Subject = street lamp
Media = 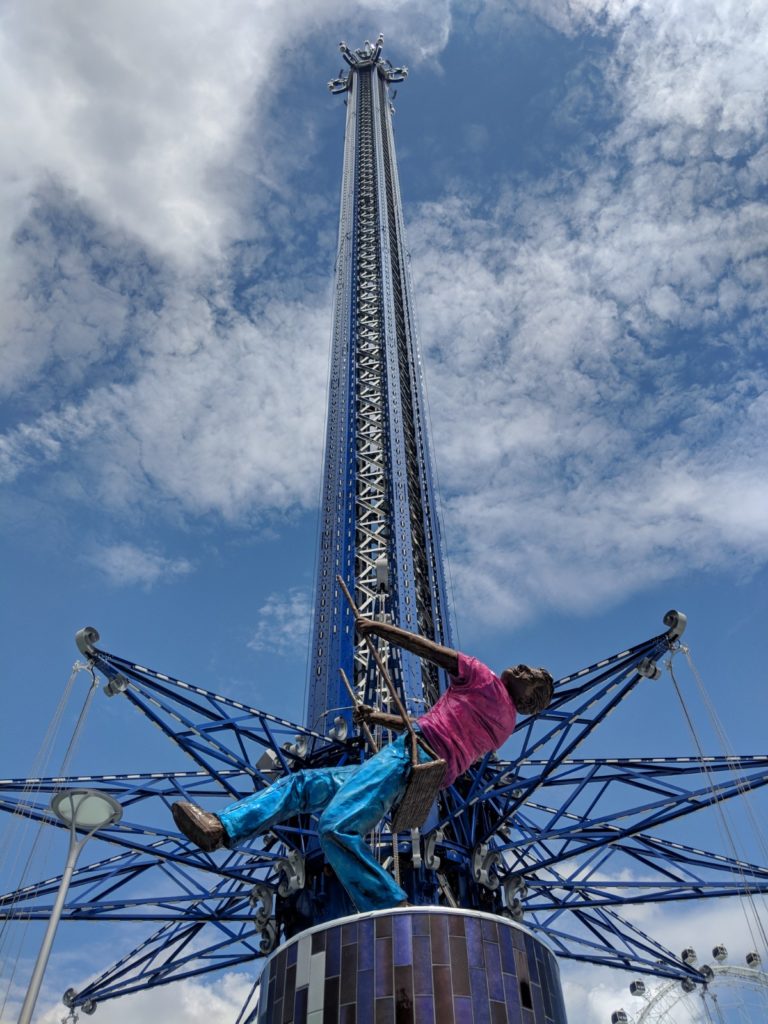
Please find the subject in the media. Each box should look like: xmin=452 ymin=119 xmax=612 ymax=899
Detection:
xmin=17 ymin=789 xmax=122 ymax=1024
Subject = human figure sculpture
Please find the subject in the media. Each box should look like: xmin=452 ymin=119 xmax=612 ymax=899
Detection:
xmin=172 ymin=619 xmax=553 ymax=912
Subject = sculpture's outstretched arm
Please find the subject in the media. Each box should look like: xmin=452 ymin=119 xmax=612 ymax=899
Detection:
xmin=356 ymin=619 xmax=459 ymax=675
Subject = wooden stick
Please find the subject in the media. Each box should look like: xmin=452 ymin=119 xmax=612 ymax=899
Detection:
xmin=339 ymin=668 xmax=379 ymax=753
xmin=336 ymin=574 xmax=419 ymax=766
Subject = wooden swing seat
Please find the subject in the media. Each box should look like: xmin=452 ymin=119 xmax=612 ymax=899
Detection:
xmin=391 ymin=756 xmax=446 ymax=832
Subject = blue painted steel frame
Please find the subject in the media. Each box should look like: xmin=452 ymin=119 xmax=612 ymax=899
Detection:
xmin=306 ymin=68 xmax=358 ymax=736
xmin=2 ymin=620 xmax=768 ymax=1009
xmin=307 ymin=41 xmax=452 ymax=735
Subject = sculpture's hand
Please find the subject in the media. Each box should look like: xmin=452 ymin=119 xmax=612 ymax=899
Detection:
xmin=352 ymin=703 xmax=375 ymax=725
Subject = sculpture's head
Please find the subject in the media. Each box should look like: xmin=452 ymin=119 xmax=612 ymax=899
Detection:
xmin=501 ymin=665 xmax=554 ymax=715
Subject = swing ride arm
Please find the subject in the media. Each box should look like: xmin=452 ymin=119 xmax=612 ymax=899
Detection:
xmin=2 ymin=614 xmax=768 ymax=1011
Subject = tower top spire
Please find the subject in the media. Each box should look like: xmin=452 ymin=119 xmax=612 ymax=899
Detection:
xmin=328 ymin=34 xmax=408 ymax=93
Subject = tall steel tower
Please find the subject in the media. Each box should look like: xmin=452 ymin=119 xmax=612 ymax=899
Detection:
xmin=307 ymin=36 xmax=452 ymax=735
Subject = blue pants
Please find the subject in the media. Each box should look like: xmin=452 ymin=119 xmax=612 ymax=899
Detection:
xmin=219 ymin=735 xmax=426 ymax=912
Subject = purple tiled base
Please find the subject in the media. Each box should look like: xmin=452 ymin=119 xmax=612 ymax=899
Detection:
xmin=257 ymin=908 xmax=568 ymax=1024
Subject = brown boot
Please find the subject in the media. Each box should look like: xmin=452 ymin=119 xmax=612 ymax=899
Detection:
xmin=172 ymin=801 xmax=226 ymax=852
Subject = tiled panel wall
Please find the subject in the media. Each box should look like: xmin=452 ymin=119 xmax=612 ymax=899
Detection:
xmin=257 ymin=909 xmax=568 ymax=1024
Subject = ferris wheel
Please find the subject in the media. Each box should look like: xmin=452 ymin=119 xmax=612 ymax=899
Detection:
xmin=611 ymin=948 xmax=768 ymax=1024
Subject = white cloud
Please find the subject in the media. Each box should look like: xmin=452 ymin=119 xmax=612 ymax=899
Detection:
xmin=0 ymin=286 xmax=332 ymax=518
xmin=248 ymin=587 xmax=313 ymax=655
xmin=0 ymin=0 xmax=453 ymax=521
xmin=559 ymin=894 xmax=768 ymax=1023
xmin=91 ymin=542 xmax=192 ymax=587
xmin=0 ymin=0 xmax=452 ymax=263
xmin=2 ymin=0 xmax=767 ymax=630
xmin=404 ymin=1 xmax=768 ymax=626
xmin=1 ymin=970 xmax=257 ymax=1024
xmin=0 ymin=0 xmax=451 ymax=269
xmin=408 ymin=175 xmax=768 ymax=623
xmin=537 ymin=854 xmax=768 ymax=1018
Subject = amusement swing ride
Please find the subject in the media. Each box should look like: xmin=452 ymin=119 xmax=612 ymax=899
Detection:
xmin=1 ymin=35 xmax=767 ymax=1024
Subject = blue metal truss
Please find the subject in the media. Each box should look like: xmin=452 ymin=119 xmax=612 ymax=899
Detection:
xmin=308 ymin=36 xmax=452 ymax=734
xmin=2 ymin=619 xmax=768 ymax=1010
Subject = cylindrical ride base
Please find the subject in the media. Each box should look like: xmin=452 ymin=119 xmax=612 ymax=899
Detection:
xmin=255 ymin=906 xmax=568 ymax=1023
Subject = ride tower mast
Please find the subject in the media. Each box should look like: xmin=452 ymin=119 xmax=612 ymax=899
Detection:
xmin=262 ymin=38 xmax=571 ymax=1024
xmin=307 ymin=36 xmax=452 ymax=736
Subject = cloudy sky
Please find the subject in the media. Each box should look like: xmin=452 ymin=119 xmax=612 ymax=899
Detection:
xmin=1 ymin=1 xmax=767 ymax=1021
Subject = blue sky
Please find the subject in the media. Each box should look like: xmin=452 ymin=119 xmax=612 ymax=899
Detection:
xmin=1 ymin=1 xmax=767 ymax=1021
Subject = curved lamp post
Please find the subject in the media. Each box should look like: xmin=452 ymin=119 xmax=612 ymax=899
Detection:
xmin=18 ymin=789 xmax=122 ymax=1024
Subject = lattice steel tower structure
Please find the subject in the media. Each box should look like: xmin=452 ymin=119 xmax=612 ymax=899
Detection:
xmin=308 ymin=36 xmax=452 ymax=734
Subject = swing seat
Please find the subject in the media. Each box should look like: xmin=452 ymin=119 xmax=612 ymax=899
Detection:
xmin=391 ymin=757 xmax=446 ymax=831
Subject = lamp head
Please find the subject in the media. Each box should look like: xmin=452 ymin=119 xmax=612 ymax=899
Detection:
xmin=50 ymin=789 xmax=122 ymax=830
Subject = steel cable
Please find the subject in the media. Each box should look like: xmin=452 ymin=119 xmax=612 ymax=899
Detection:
xmin=0 ymin=664 xmax=99 ymax=1019
xmin=667 ymin=655 xmax=768 ymax=963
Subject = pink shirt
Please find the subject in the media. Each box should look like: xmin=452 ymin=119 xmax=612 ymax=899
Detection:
xmin=417 ymin=653 xmax=517 ymax=787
